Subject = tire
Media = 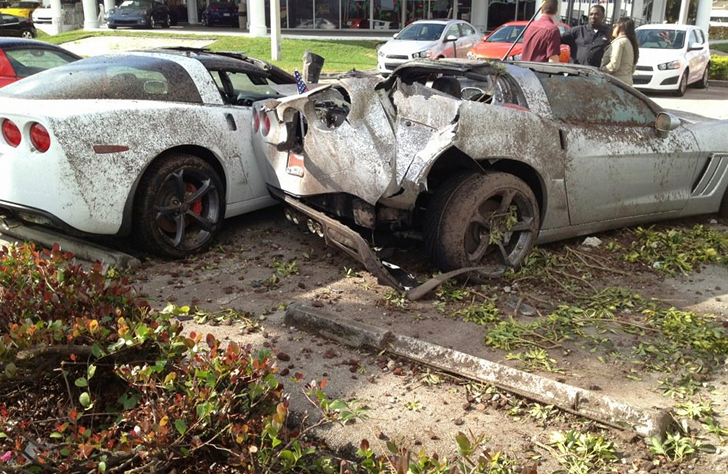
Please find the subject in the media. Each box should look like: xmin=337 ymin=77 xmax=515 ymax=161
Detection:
xmin=673 ymin=70 xmax=688 ymax=97
xmin=162 ymin=13 xmax=170 ymax=28
xmin=132 ymin=154 xmax=225 ymax=258
xmin=694 ymin=65 xmax=709 ymax=89
xmin=148 ymin=16 xmax=155 ymax=28
xmin=108 ymin=24 xmax=117 ymax=29
xmin=20 ymin=29 xmax=35 ymax=39
xmin=424 ymin=171 xmax=540 ymax=279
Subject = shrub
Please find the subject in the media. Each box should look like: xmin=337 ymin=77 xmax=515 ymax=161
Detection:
xmin=709 ymin=25 xmax=728 ymax=41
xmin=710 ymin=55 xmax=728 ymax=80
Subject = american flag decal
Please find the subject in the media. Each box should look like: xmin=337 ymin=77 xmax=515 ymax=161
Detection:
xmin=294 ymin=70 xmax=309 ymax=94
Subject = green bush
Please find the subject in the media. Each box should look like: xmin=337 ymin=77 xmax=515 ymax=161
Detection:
xmin=709 ymin=25 xmax=728 ymax=41
xmin=710 ymin=55 xmax=728 ymax=80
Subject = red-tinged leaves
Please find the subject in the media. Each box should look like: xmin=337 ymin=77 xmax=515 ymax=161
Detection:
xmin=319 ymin=378 xmax=327 ymax=389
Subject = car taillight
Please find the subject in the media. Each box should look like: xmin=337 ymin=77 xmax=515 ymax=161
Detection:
xmin=261 ymin=112 xmax=270 ymax=136
xmin=253 ymin=108 xmax=260 ymax=133
xmin=30 ymin=123 xmax=50 ymax=152
xmin=2 ymin=119 xmax=21 ymax=147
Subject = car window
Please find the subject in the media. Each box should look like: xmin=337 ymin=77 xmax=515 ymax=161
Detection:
xmin=535 ymin=73 xmax=656 ymax=126
xmin=397 ymin=23 xmax=446 ymax=41
xmin=487 ymin=25 xmax=525 ymax=43
xmin=689 ymin=29 xmax=700 ymax=46
xmin=209 ymin=69 xmax=283 ymax=106
xmin=0 ymin=55 xmax=202 ymax=103
xmin=447 ymin=23 xmax=460 ymax=38
xmin=636 ymin=29 xmax=685 ymax=49
xmin=4 ymin=48 xmax=78 ymax=77
xmin=460 ymin=23 xmax=476 ymax=36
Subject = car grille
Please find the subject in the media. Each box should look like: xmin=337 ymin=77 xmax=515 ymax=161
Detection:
xmin=384 ymin=63 xmax=402 ymax=70
xmin=387 ymin=54 xmax=408 ymax=60
xmin=633 ymin=76 xmax=652 ymax=85
xmin=635 ymin=65 xmax=653 ymax=72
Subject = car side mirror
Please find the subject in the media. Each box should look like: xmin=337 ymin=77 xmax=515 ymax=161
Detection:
xmin=688 ymin=42 xmax=702 ymax=51
xmin=444 ymin=34 xmax=458 ymax=42
xmin=393 ymin=32 xmax=398 ymax=39
xmin=655 ymin=112 xmax=681 ymax=137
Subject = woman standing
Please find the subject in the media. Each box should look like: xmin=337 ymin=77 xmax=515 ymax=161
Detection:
xmin=600 ymin=18 xmax=639 ymax=85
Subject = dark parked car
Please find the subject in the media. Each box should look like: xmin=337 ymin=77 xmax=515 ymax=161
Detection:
xmin=0 ymin=12 xmax=35 ymax=38
xmin=0 ymin=38 xmax=80 ymax=87
xmin=201 ymin=1 xmax=238 ymax=27
xmin=105 ymin=0 xmax=171 ymax=29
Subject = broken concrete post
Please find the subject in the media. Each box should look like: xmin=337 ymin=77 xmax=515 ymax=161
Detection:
xmin=302 ymin=50 xmax=325 ymax=84
xmin=284 ymin=303 xmax=672 ymax=439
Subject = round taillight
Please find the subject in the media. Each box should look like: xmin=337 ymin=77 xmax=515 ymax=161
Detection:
xmin=2 ymin=119 xmax=21 ymax=148
xmin=261 ymin=113 xmax=270 ymax=137
xmin=30 ymin=123 xmax=50 ymax=153
xmin=253 ymin=108 xmax=260 ymax=133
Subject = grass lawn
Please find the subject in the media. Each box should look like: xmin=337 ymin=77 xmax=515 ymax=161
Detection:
xmin=37 ymin=30 xmax=379 ymax=72
xmin=712 ymin=42 xmax=728 ymax=54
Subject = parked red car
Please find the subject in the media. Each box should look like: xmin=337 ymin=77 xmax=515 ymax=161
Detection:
xmin=0 ymin=38 xmax=80 ymax=88
xmin=468 ymin=20 xmax=571 ymax=63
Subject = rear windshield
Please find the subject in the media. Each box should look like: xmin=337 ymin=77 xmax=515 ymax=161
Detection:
xmin=0 ymin=55 xmax=203 ymax=103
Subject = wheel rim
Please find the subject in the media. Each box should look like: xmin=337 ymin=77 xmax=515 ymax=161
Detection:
xmin=21 ymin=30 xmax=32 ymax=38
xmin=680 ymin=72 xmax=687 ymax=95
xmin=153 ymin=168 xmax=221 ymax=252
xmin=463 ymin=188 xmax=538 ymax=277
xmin=150 ymin=17 xmax=155 ymax=28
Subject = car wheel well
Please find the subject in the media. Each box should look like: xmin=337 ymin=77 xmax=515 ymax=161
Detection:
xmin=420 ymin=150 xmax=545 ymax=225
xmin=120 ymin=146 xmax=227 ymax=236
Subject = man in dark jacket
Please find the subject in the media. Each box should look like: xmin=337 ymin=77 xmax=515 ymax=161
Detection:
xmin=561 ymin=5 xmax=611 ymax=67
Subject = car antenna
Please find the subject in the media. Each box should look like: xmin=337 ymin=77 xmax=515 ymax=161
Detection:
xmin=501 ymin=2 xmax=544 ymax=61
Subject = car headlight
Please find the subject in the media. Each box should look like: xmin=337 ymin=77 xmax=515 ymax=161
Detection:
xmin=510 ymin=53 xmax=522 ymax=61
xmin=466 ymin=51 xmax=475 ymax=59
xmin=412 ymin=50 xmax=431 ymax=59
xmin=657 ymin=60 xmax=681 ymax=70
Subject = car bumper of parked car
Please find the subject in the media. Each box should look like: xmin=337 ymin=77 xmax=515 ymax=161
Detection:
xmin=632 ymin=68 xmax=683 ymax=91
xmin=377 ymin=58 xmax=409 ymax=74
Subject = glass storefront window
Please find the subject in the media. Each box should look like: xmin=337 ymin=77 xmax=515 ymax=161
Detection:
xmin=343 ymin=0 xmax=369 ymax=28
xmin=289 ymin=0 xmax=314 ymax=28
xmin=316 ymin=0 xmax=340 ymax=29
xmin=374 ymin=0 xmax=400 ymax=30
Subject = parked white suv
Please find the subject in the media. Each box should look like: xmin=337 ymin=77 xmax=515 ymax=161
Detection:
xmin=633 ymin=24 xmax=711 ymax=96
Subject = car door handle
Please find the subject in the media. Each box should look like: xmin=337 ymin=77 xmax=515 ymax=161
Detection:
xmin=225 ymin=113 xmax=237 ymax=131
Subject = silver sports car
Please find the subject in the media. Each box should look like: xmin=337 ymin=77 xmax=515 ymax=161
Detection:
xmin=252 ymin=59 xmax=728 ymax=296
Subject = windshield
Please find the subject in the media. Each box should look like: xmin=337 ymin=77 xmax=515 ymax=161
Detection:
xmin=397 ymin=23 xmax=445 ymax=41
xmin=636 ymin=29 xmax=686 ymax=49
xmin=119 ymin=0 xmax=152 ymax=9
xmin=0 ymin=55 xmax=202 ymax=103
xmin=487 ymin=25 xmax=525 ymax=43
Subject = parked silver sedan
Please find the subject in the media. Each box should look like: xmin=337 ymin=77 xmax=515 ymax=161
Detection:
xmin=377 ymin=19 xmax=481 ymax=76
xmin=252 ymin=59 xmax=728 ymax=296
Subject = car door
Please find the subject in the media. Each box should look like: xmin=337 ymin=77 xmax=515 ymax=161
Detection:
xmin=686 ymin=28 xmax=709 ymax=83
xmin=536 ymin=72 xmax=702 ymax=225
xmin=208 ymin=68 xmax=275 ymax=206
xmin=456 ymin=22 xmax=478 ymax=58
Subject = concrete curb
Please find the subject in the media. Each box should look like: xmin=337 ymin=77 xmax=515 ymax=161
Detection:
xmin=709 ymin=79 xmax=728 ymax=88
xmin=285 ymin=303 xmax=672 ymax=439
xmin=0 ymin=224 xmax=141 ymax=269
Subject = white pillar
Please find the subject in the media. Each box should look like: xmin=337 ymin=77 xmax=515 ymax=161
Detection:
xmin=677 ymin=0 xmax=690 ymax=24
xmin=650 ymin=0 xmax=667 ymax=23
xmin=103 ymin=0 xmax=114 ymax=24
xmin=82 ymin=0 xmax=98 ymax=29
xmin=271 ymin=0 xmax=281 ymax=60
xmin=187 ymin=1 xmax=198 ymax=24
xmin=249 ymin=0 xmax=267 ymax=37
xmin=50 ymin=0 xmax=62 ymax=35
xmin=695 ymin=0 xmax=711 ymax=32
xmin=472 ymin=0 xmax=487 ymax=33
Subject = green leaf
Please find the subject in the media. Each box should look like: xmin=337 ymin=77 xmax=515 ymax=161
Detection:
xmin=98 ymin=461 xmax=107 ymax=473
xmin=87 ymin=365 xmax=97 ymax=380
xmin=175 ymin=419 xmax=187 ymax=436
xmin=79 ymin=392 xmax=91 ymax=408
xmin=50 ymin=432 xmax=64 ymax=439
xmin=0 ymin=432 xmax=8 ymax=439
xmin=264 ymin=373 xmax=278 ymax=389
xmin=4 ymin=362 xmax=17 ymax=377
xmin=455 ymin=432 xmax=471 ymax=453
xmin=91 ymin=344 xmax=104 ymax=358
xmin=74 ymin=377 xmax=88 ymax=388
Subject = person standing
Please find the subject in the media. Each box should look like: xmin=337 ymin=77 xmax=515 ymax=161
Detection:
xmin=560 ymin=5 xmax=611 ymax=67
xmin=600 ymin=17 xmax=639 ymax=86
xmin=521 ymin=0 xmax=561 ymax=63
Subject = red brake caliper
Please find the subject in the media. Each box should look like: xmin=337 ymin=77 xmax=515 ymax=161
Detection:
xmin=186 ymin=183 xmax=203 ymax=215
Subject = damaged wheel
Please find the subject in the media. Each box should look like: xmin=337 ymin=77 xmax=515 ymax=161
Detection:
xmin=425 ymin=171 xmax=540 ymax=279
xmin=133 ymin=154 xmax=225 ymax=258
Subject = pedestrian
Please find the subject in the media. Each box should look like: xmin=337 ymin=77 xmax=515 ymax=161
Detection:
xmin=521 ymin=0 xmax=561 ymax=63
xmin=560 ymin=5 xmax=611 ymax=66
xmin=600 ymin=17 xmax=639 ymax=86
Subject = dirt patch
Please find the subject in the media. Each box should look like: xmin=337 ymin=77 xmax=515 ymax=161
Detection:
xmin=61 ymin=36 xmax=216 ymax=57
xmin=124 ymin=208 xmax=728 ymax=473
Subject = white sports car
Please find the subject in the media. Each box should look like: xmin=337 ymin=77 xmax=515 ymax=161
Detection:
xmin=0 ymin=49 xmax=296 ymax=258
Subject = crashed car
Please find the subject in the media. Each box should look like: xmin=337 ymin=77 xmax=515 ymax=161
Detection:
xmin=252 ymin=59 xmax=728 ymax=296
xmin=0 ymin=48 xmax=295 ymax=258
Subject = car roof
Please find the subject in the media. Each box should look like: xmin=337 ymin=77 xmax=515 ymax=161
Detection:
xmin=410 ymin=19 xmax=464 ymax=25
xmin=0 ymin=38 xmax=80 ymax=57
xmin=636 ymin=23 xmax=695 ymax=31
xmin=148 ymin=48 xmax=295 ymax=82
